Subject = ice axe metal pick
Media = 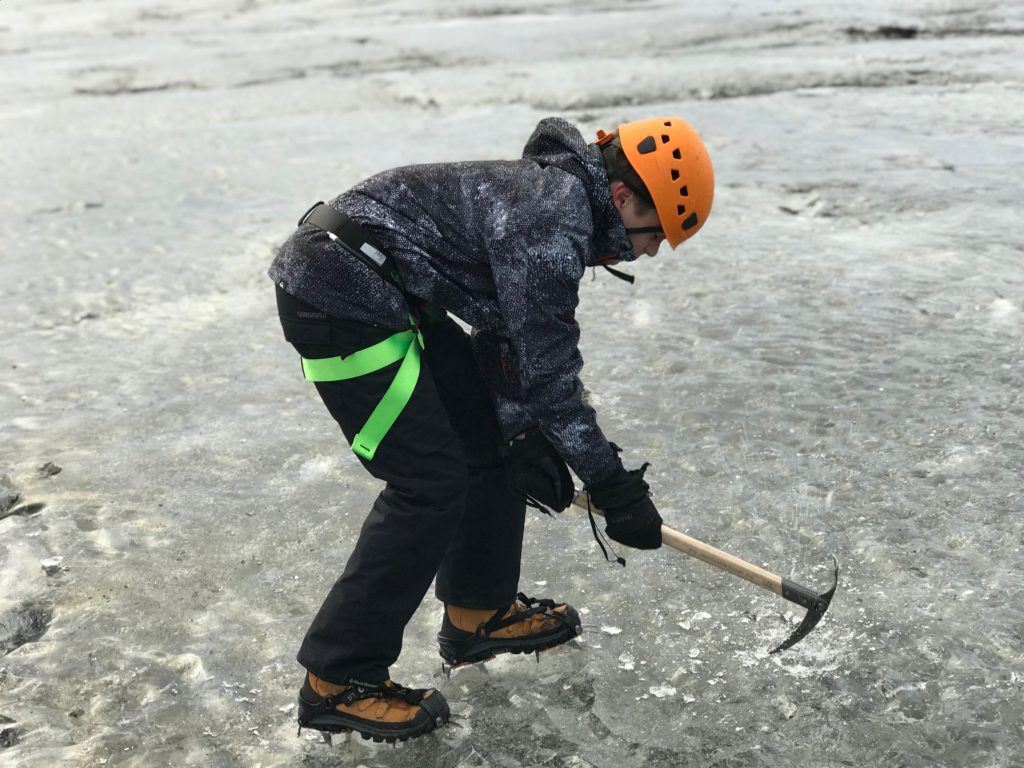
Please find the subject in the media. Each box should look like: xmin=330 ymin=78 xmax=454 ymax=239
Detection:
xmin=571 ymin=490 xmax=839 ymax=654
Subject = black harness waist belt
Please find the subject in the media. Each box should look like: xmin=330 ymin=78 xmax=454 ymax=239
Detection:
xmin=299 ymin=201 xmax=406 ymax=293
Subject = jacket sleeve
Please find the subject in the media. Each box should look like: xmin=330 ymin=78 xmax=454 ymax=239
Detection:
xmin=485 ymin=180 xmax=622 ymax=486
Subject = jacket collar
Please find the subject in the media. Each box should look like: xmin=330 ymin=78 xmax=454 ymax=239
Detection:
xmin=522 ymin=118 xmax=637 ymax=265
xmin=582 ymin=142 xmax=638 ymax=266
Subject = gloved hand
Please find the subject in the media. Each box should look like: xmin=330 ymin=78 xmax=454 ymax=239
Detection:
xmin=586 ymin=463 xmax=663 ymax=549
xmin=505 ymin=428 xmax=574 ymax=514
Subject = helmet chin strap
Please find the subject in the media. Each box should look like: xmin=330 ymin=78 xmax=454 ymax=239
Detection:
xmin=603 ymin=264 xmax=635 ymax=284
xmin=593 ymin=255 xmax=636 ymax=284
xmin=596 ymin=226 xmax=662 ymax=284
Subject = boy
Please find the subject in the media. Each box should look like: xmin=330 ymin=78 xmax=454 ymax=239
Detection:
xmin=269 ymin=116 xmax=713 ymax=742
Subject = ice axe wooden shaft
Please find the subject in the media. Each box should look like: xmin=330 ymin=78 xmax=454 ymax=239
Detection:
xmin=571 ymin=489 xmax=839 ymax=653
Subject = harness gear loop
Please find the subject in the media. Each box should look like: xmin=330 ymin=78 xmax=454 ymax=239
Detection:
xmin=295 ymin=202 xmax=426 ymax=461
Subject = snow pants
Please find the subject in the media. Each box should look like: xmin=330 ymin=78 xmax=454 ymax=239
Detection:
xmin=276 ymin=286 xmax=527 ymax=684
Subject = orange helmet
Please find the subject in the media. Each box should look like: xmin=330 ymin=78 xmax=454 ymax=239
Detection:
xmin=597 ymin=117 xmax=714 ymax=249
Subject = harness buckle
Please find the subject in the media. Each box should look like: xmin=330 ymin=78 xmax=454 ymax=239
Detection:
xmin=298 ymin=200 xmax=325 ymax=226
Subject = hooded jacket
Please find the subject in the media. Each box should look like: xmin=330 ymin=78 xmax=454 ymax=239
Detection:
xmin=268 ymin=117 xmax=636 ymax=485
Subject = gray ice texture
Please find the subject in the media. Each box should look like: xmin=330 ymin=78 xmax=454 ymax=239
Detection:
xmin=1 ymin=1 xmax=1022 ymax=766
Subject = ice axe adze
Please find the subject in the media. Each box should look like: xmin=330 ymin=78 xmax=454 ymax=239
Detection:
xmin=571 ymin=490 xmax=839 ymax=654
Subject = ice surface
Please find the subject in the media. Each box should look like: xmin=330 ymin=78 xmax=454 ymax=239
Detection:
xmin=2 ymin=0 xmax=1023 ymax=766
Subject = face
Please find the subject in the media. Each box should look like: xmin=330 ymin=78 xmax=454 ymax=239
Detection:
xmin=610 ymin=181 xmax=665 ymax=258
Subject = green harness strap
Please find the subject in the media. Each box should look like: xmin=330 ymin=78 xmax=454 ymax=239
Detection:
xmin=300 ymin=321 xmax=424 ymax=461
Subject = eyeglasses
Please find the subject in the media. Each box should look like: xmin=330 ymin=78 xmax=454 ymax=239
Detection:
xmin=624 ymin=225 xmax=664 ymax=237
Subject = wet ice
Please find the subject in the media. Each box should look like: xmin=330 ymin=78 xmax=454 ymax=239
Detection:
xmin=2 ymin=0 xmax=1023 ymax=766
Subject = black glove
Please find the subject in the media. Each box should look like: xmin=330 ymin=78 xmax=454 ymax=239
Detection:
xmin=504 ymin=428 xmax=574 ymax=514
xmin=586 ymin=463 xmax=663 ymax=549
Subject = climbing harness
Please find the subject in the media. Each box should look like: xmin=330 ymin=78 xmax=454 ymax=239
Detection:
xmin=294 ymin=201 xmax=424 ymax=461
xmin=300 ymin=324 xmax=423 ymax=461
xmin=298 ymin=201 xmax=406 ymax=288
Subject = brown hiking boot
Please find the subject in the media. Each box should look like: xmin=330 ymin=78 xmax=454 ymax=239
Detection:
xmin=437 ymin=592 xmax=582 ymax=668
xmin=297 ymin=672 xmax=449 ymax=743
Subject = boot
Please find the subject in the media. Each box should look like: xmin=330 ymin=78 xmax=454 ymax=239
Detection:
xmin=297 ymin=672 xmax=449 ymax=743
xmin=437 ymin=592 xmax=582 ymax=668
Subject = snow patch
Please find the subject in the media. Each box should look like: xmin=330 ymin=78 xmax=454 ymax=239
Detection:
xmin=989 ymin=297 xmax=1020 ymax=322
xmin=298 ymin=455 xmax=339 ymax=482
xmin=632 ymin=300 xmax=652 ymax=327
xmin=167 ymin=653 xmax=210 ymax=683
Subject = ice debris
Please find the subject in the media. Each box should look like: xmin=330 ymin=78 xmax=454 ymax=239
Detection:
xmin=0 ymin=476 xmax=19 ymax=513
xmin=773 ymin=695 xmax=798 ymax=720
xmin=39 ymin=462 xmax=62 ymax=477
xmin=40 ymin=556 xmax=65 ymax=575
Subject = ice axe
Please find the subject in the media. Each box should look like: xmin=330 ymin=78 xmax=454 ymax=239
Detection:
xmin=571 ymin=490 xmax=839 ymax=654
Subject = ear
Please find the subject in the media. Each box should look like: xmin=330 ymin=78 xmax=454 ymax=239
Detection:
xmin=609 ymin=181 xmax=632 ymax=211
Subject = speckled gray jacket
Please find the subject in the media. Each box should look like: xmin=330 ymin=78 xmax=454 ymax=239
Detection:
xmin=268 ymin=118 xmax=637 ymax=485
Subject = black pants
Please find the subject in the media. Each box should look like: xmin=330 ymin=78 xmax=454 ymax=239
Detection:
xmin=276 ymin=286 xmax=526 ymax=684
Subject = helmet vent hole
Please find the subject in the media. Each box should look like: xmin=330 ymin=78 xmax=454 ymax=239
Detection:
xmin=637 ymin=136 xmax=657 ymax=155
xmin=661 ymin=134 xmax=670 ymax=144
xmin=682 ymin=213 xmax=699 ymax=231
xmin=677 ymin=204 xmax=686 ymax=215
xmin=671 ymin=169 xmax=680 ymax=181
xmin=672 ymin=149 xmax=682 ymax=160
xmin=664 ymin=121 xmax=672 ymax=126
xmin=680 ymin=185 xmax=688 ymax=196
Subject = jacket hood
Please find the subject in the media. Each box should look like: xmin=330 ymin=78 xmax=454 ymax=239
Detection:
xmin=521 ymin=118 xmax=637 ymax=265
